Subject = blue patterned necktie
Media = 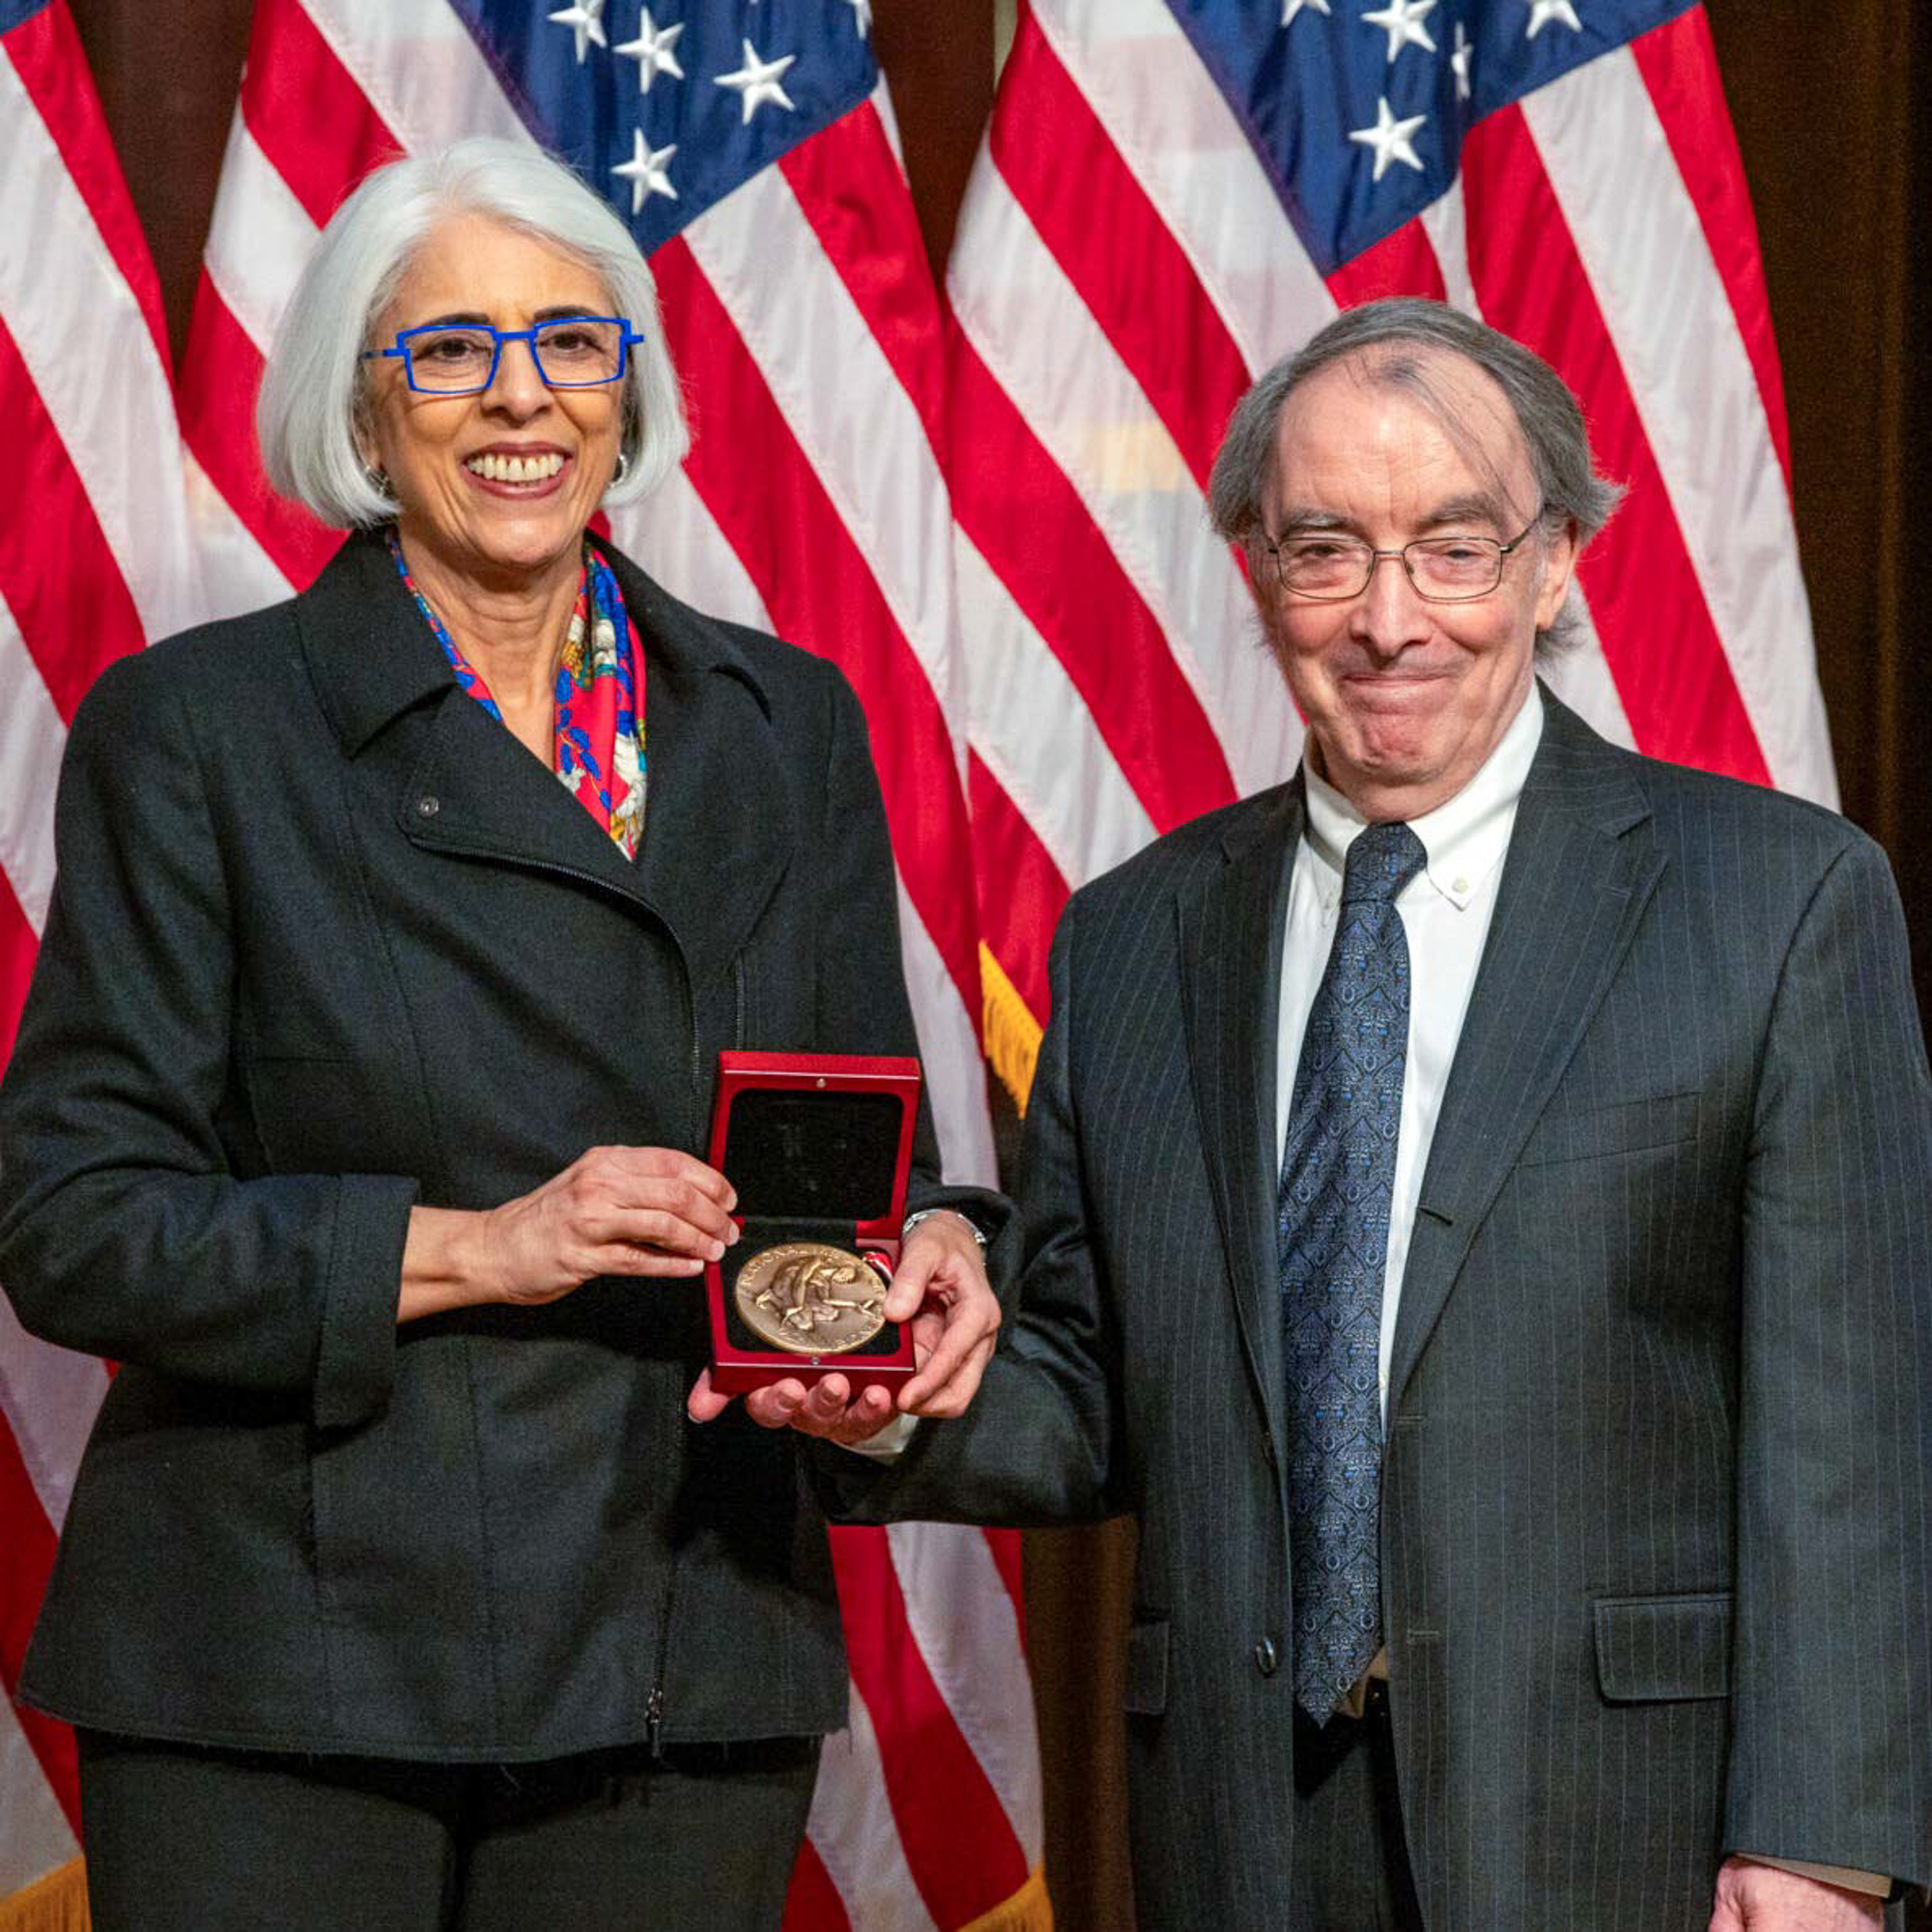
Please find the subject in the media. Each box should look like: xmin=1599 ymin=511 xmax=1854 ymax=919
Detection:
xmin=1279 ymin=819 xmax=1427 ymax=1721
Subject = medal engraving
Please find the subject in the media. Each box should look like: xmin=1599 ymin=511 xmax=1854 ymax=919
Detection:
xmin=734 ymin=1241 xmax=890 ymax=1355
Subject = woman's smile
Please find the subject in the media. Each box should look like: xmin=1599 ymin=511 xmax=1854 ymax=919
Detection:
xmin=461 ymin=442 xmax=572 ymax=495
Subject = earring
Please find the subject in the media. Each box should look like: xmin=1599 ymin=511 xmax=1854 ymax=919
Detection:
xmin=364 ymin=465 xmax=390 ymax=495
xmin=612 ymin=449 xmax=631 ymax=484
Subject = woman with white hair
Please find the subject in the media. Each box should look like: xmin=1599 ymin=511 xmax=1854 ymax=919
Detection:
xmin=0 ymin=138 xmax=1001 ymax=1931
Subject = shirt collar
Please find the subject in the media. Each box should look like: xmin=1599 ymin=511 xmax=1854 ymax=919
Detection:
xmin=1301 ymin=683 xmax=1545 ymax=910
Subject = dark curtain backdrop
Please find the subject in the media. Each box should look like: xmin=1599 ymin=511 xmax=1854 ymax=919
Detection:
xmin=64 ymin=3 xmax=1932 ymax=1926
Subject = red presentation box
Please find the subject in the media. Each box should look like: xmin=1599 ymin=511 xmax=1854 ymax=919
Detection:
xmin=704 ymin=1050 xmax=921 ymax=1394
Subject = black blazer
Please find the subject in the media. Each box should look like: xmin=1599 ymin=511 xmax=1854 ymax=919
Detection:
xmin=831 ymin=694 xmax=1932 ymax=1930
xmin=0 ymin=529 xmax=979 ymax=1760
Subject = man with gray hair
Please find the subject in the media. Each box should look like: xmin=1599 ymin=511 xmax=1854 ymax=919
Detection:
xmin=802 ymin=298 xmax=1932 ymax=1929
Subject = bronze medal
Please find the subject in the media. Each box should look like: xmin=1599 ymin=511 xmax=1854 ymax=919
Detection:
xmin=734 ymin=1240 xmax=891 ymax=1355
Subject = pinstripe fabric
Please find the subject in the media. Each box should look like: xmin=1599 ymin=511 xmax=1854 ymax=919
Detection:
xmin=836 ymin=690 xmax=1932 ymax=1932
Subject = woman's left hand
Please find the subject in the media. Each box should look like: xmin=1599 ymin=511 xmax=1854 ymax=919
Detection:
xmin=686 ymin=1210 xmax=1000 ymax=1443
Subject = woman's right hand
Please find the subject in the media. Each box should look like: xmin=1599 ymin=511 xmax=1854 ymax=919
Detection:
xmin=401 ymin=1147 xmax=739 ymax=1321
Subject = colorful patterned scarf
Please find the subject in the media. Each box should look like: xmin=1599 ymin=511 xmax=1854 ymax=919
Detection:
xmin=388 ymin=532 xmax=647 ymax=858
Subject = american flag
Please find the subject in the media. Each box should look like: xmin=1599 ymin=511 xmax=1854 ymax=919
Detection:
xmin=0 ymin=0 xmax=196 ymax=1918
xmin=1 ymin=2 xmax=1046 ymax=1927
xmin=962 ymin=0 xmax=1833 ymax=1101
xmin=0 ymin=0 xmax=1832 ymax=1924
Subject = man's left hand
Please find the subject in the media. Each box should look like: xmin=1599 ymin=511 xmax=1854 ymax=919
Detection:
xmin=1709 ymin=1858 xmax=1885 ymax=1930
xmin=686 ymin=1210 xmax=1000 ymax=1442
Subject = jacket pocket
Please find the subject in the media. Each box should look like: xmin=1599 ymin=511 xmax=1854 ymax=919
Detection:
xmin=1518 ymin=1093 xmax=1699 ymax=1169
xmin=1593 ymin=1591 xmax=1733 ymax=1702
xmin=1123 ymin=1616 xmax=1169 ymax=1717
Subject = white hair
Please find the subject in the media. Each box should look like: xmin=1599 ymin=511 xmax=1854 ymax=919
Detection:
xmin=257 ymin=137 xmax=689 ymax=529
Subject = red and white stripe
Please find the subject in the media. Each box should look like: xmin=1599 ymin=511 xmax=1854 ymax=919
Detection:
xmin=166 ymin=5 xmax=1038 ymax=1926
xmin=960 ymin=0 xmax=1833 ymax=1055
xmin=0 ymin=0 xmax=188 ymax=1909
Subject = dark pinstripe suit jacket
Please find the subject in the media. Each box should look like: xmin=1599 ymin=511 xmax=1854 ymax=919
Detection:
xmin=834 ymin=691 xmax=1932 ymax=1930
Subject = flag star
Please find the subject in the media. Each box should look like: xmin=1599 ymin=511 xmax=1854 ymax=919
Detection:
xmin=612 ymin=128 xmax=677 ymax=213
xmin=845 ymin=0 xmax=873 ymax=33
xmin=1451 ymin=20 xmax=1474 ymax=99
xmin=1348 ymin=96 xmax=1428 ymax=183
xmin=1281 ymin=0 xmax=1331 ymax=23
xmin=547 ymin=0 xmax=607 ymax=65
xmin=1362 ymin=0 xmax=1436 ymax=62
xmin=715 ymin=38 xmax=796 ymax=124
xmin=1525 ymin=0 xmax=1583 ymax=36
xmin=613 ymin=11 xmax=683 ymax=93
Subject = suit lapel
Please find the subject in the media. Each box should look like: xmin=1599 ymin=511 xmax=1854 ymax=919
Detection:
xmin=1179 ymin=784 xmax=1302 ymax=1461
xmin=399 ymin=690 xmax=659 ymax=906
xmin=624 ymin=580 xmax=795 ymax=985
xmin=289 ymin=536 xmax=645 ymax=903
xmin=1386 ymin=693 xmax=1663 ymax=1415
xmin=298 ymin=531 xmax=795 ymax=980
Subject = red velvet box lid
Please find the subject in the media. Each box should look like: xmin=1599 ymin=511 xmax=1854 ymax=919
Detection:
xmin=706 ymin=1050 xmax=920 ymax=1238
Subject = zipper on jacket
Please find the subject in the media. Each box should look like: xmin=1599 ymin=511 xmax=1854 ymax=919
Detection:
xmin=422 ymin=839 xmax=708 ymax=1758
xmin=651 ymin=964 xmax=742 ymax=1757
xmin=647 ymin=1550 xmax=680 ymax=1760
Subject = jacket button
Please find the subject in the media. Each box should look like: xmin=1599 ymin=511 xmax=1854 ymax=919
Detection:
xmin=1254 ymin=1637 xmax=1278 ymax=1677
xmin=416 ymin=795 xmax=440 ymax=817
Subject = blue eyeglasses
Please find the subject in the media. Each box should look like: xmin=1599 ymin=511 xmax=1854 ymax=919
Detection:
xmin=361 ymin=317 xmax=643 ymax=395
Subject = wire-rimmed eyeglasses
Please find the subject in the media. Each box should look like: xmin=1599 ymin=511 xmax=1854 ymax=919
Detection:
xmin=360 ymin=317 xmax=644 ymax=395
xmin=1253 ymin=512 xmax=1545 ymax=603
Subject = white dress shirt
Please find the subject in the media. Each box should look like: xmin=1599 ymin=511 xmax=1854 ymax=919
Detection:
xmin=1275 ymin=686 xmax=1543 ymax=1425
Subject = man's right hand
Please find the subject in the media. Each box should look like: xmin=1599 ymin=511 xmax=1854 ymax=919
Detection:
xmin=687 ymin=1208 xmax=1001 ymax=1443
xmin=1708 ymin=1858 xmax=1885 ymax=1931
xmin=689 ymin=1368 xmax=905 ymax=1447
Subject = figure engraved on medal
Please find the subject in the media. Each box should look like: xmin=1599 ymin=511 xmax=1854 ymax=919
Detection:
xmin=735 ymin=1240 xmax=890 ymax=1354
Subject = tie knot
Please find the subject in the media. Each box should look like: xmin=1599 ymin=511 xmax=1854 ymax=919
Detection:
xmin=1341 ymin=821 xmax=1426 ymax=905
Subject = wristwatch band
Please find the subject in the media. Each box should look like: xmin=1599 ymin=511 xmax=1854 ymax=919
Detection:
xmin=900 ymin=1207 xmax=988 ymax=1251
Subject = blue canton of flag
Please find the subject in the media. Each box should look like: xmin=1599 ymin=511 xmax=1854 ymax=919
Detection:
xmin=449 ymin=0 xmax=877 ymax=253
xmin=1167 ymin=0 xmax=1698 ymax=271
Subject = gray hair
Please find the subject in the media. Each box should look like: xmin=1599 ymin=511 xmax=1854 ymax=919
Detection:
xmin=258 ymin=138 xmax=688 ymax=530
xmin=1207 ymin=298 xmax=1622 ymax=653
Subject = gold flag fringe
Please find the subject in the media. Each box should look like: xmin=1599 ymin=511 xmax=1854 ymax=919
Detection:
xmin=958 ymin=1863 xmax=1053 ymax=1932
xmin=980 ymin=945 xmax=1042 ymax=1116
xmin=0 ymin=1861 xmax=90 ymax=1932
